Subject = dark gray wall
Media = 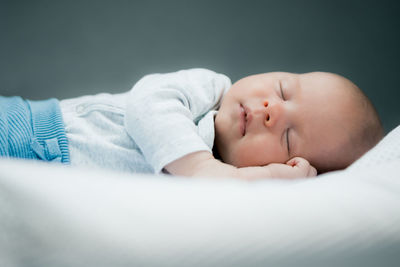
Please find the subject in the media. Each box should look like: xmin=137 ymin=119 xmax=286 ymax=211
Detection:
xmin=1 ymin=0 xmax=399 ymax=132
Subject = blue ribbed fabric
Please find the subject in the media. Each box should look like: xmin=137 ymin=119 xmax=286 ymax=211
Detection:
xmin=0 ymin=97 xmax=33 ymax=159
xmin=0 ymin=96 xmax=70 ymax=164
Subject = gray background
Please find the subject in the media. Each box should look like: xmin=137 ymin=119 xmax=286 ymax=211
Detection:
xmin=1 ymin=0 xmax=399 ymax=132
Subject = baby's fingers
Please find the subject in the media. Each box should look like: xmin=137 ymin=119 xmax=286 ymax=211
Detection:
xmin=307 ymin=165 xmax=318 ymax=177
xmin=286 ymin=157 xmax=317 ymax=178
xmin=286 ymin=157 xmax=309 ymax=168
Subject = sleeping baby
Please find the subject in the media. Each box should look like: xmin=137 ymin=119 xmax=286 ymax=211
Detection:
xmin=0 ymin=68 xmax=383 ymax=180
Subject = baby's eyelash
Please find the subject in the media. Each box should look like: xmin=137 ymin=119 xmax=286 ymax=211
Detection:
xmin=286 ymin=128 xmax=290 ymax=155
xmin=279 ymin=81 xmax=285 ymax=100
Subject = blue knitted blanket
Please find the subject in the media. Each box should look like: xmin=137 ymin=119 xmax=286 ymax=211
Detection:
xmin=0 ymin=96 xmax=70 ymax=163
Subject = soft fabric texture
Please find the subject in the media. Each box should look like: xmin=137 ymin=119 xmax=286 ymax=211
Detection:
xmin=0 ymin=125 xmax=399 ymax=267
xmin=348 ymin=124 xmax=400 ymax=171
xmin=60 ymin=68 xmax=231 ymax=173
xmin=0 ymin=96 xmax=69 ymax=163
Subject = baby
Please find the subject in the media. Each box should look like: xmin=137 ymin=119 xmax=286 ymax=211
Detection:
xmin=0 ymin=68 xmax=383 ymax=180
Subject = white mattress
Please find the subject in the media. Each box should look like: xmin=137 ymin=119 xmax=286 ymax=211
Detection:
xmin=1 ymin=126 xmax=400 ymax=267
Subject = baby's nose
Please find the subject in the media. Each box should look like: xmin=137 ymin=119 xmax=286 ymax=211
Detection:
xmin=264 ymin=100 xmax=270 ymax=122
xmin=262 ymin=100 xmax=284 ymax=128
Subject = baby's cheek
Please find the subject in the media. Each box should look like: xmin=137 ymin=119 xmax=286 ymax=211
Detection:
xmin=233 ymin=144 xmax=268 ymax=167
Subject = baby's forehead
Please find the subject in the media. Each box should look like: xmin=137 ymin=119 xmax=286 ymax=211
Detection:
xmin=301 ymin=71 xmax=353 ymax=88
xmin=298 ymin=74 xmax=360 ymax=133
xmin=266 ymin=71 xmax=349 ymax=89
xmin=300 ymin=72 xmax=357 ymax=99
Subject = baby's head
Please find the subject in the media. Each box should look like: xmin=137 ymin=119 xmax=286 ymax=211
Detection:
xmin=214 ymin=71 xmax=383 ymax=173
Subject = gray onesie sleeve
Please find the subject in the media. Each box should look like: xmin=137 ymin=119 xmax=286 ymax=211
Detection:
xmin=124 ymin=68 xmax=232 ymax=173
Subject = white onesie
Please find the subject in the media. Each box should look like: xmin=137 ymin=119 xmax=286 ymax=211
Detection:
xmin=60 ymin=68 xmax=232 ymax=174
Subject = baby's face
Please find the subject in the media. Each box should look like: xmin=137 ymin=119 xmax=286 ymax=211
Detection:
xmin=214 ymin=71 xmax=357 ymax=170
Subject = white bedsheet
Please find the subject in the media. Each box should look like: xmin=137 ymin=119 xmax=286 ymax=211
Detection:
xmin=1 ymin=126 xmax=400 ymax=267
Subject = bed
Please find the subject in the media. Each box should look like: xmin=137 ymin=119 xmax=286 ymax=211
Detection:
xmin=1 ymin=126 xmax=399 ymax=267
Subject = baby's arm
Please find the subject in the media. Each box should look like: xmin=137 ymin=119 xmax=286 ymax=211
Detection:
xmin=125 ymin=69 xmax=231 ymax=174
xmin=165 ymin=151 xmax=317 ymax=180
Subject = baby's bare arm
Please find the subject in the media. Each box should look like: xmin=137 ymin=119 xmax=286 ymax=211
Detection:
xmin=165 ymin=151 xmax=241 ymax=178
xmin=165 ymin=151 xmax=317 ymax=180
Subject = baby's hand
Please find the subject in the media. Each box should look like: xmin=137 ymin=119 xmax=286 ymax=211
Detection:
xmin=267 ymin=157 xmax=317 ymax=179
xmin=165 ymin=151 xmax=317 ymax=180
